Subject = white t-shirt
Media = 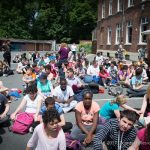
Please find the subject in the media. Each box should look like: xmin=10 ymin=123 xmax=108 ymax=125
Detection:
xmin=66 ymin=76 xmax=81 ymax=87
xmin=71 ymin=44 xmax=77 ymax=52
xmin=27 ymin=124 xmax=66 ymax=150
xmin=24 ymin=94 xmax=41 ymax=113
xmin=53 ymin=85 xmax=74 ymax=102
xmin=87 ymin=65 xmax=99 ymax=76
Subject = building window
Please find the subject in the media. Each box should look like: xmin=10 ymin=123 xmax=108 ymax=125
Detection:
xmin=109 ymin=0 xmax=113 ymax=15
xmin=115 ymin=24 xmax=121 ymax=44
xmin=128 ymin=0 xmax=134 ymax=7
xmin=139 ymin=17 xmax=148 ymax=43
xmin=102 ymin=0 xmax=105 ymax=18
xmin=107 ymin=27 xmax=112 ymax=44
xmin=126 ymin=21 xmax=132 ymax=44
xmin=117 ymin=0 xmax=122 ymax=12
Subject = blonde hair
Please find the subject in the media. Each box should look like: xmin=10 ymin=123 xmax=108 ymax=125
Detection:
xmin=111 ymin=95 xmax=126 ymax=105
xmin=60 ymin=43 xmax=67 ymax=48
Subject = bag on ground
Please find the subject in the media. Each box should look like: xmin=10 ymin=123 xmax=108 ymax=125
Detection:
xmin=11 ymin=112 xmax=34 ymax=134
xmin=65 ymin=133 xmax=82 ymax=150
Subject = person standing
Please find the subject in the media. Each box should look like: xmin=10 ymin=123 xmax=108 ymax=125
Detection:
xmin=117 ymin=42 xmax=125 ymax=61
xmin=2 ymin=40 xmax=11 ymax=67
xmin=71 ymin=43 xmax=77 ymax=60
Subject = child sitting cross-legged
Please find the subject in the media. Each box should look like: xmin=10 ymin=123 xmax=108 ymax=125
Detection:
xmin=41 ymin=97 xmax=73 ymax=132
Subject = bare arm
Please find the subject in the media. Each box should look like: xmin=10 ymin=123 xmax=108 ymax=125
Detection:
xmin=11 ymin=98 xmax=27 ymax=120
xmin=34 ymin=97 xmax=42 ymax=121
xmin=75 ymin=110 xmax=89 ymax=135
xmin=0 ymin=103 xmax=9 ymax=119
xmin=54 ymin=96 xmax=64 ymax=103
xmin=58 ymin=114 xmax=65 ymax=126
xmin=121 ymin=104 xmax=141 ymax=114
xmin=66 ymin=96 xmax=74 ymax=104
xmin=114 ymin=110 xmax=120 ymax=120
xmin=140 ymin=95 xmax=147 ymax=118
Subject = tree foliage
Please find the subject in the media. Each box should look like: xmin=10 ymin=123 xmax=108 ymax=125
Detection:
xmin=0 ymin=0 xmax=97 ymax=43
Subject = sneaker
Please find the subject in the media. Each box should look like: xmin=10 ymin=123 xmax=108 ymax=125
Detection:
xmin=29 ymin=127 xmax=33 ymax=133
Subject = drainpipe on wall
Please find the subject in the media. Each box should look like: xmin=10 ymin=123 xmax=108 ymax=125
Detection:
xmin=121 ymin=0 xmax=125 ymax=43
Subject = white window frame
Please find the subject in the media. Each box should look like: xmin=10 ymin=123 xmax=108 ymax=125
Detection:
xmin=128 ymin=0 xmax=134 ymax=7
xmin=115 ymin=24 xmax=121 ymax=44
xmin=139 ymin=17 xmax=148 ymax=44
xmin=102 ymin=0 xmax=105 ymax=18
xmin=117 ymin=0 xmax=122 ymax=12
xmin=125 ymin=21 xmax=132 ymax=44
xmin=107 ymin=27 xmax=112 ymax=45
xmin=109 ymin=0 xmax=113 ymax=16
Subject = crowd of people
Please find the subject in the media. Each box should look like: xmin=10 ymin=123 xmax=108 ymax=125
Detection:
xmin=0 ymin=42 xmax=150 ymax=149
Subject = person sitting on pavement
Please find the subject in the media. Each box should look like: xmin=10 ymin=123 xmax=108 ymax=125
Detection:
xmin=26 ymin=109 xmax=66 ymax=150
xmin=37 ymin=72 xmax=53 ymax=99
xmin=93 ymin=110 xmax=139 ymax=150
xmin=44 ymin=65 xmax=54 ymax=81
xmin=0 ymin=92 xmax=10 ymax=126
xmin=139 ymin=85 xmax=150 ymax=125
xmin=12 ymin=54 xmax=20 ymax=63
xmin=87 ymin=60 xmax=100 ymax=83
xmin=94 ymin=52 xmax=104 ymax=65
xmin=99 ymin=65 xmax=111 ymax=88
xmin=71 ymin=91 xmax=101 ymax=146
xmin=118 ymin=65 xmax=131 ymax=86
xmin=99 ymin=95 xmax=141 ymax=124
xmin=41 ymin=97 xmax=73 ymax=132
xmin=128 ymin=122 xmax=150 ymax=150
xmin=107 ymin=61 xmax=118 ymax=85
xmin=22 ymin=66 xmax=36 ymax=88
xmin=10 ymin=84 xmax=42 ymax=124
xmin=66 ymin=68 xmax=84 ymax=94
xmin=75 ymin=60 xmax=86 ymax=79
xmin=126 ymin=67 xmax=146 ymax=97
xmin=53 ymin=78 xmax=77 ymax=113
xmin=16 ymin=58 xmax=27 ymax=74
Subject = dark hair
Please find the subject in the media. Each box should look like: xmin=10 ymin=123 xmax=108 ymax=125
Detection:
xmin=42 ymin=109 xmax=61 ymax=125
xmin=122 ymin=65 xmax=128 ymax=70
xmin=45 ymin=97 xmax=55 ymax=107
xmin=83 ymin=90 xmax=93 ymax=99
xmin=145 ymin=123 xmax=150 ymax=142
xmin=44 ymin=65 xmax=51 ymax=70
xmin=135 ymin=67 xmax=143 ymax=76
xmin=60 ymin=78 xmax=67 ymax=83
xmin=67 ymin=68 xmax=74 ymax=73
xmin=111 ymin=61 xmax=116 ymax=66
xmin=25 ymin=84 xmax=38 ymax=94
xmin=120 ymin=110 xmax=139 ymax=123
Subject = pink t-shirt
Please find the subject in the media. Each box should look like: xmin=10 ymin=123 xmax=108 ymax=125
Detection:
xmin=75 ymin=101 xmax=100 ymax=125
xmin=27 ymin=123 xmax=66 ymax=150
xmin=137 ymin=128 xmax=150 ymax=150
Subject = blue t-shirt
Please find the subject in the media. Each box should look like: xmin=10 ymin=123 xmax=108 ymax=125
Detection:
xmin=40 ymin=103 xmax=63 ymax=115
xmin=99 ymin=101 xmax=119 ymax=119
xmin=130 ymin=76 xmax=142 ymax=88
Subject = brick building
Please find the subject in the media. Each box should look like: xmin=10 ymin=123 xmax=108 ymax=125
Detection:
xmin=93 ymin=0 xmax=150 ymax=54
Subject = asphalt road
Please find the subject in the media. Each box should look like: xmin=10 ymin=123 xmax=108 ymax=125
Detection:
xmin=0 ymin=52 xmax=146 ymax=150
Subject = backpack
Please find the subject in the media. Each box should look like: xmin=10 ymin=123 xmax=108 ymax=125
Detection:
xmin=65 ymin=133 xmax=82 ymax=150
xmin=11 ymin=112 xmax=34 ymax=134
xmin=83 ymin=75 xmax=93 ymax=83
xmin=85 ymin=83 xmax=100 ymax=94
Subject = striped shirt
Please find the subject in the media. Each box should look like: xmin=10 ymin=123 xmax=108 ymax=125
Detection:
xmin=93 ymin=119 xmax=136 ymax=150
